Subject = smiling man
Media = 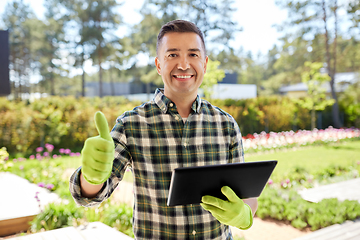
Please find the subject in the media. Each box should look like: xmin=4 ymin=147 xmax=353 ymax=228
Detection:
xmin=70 ymin=20 xmax=257 ymax=240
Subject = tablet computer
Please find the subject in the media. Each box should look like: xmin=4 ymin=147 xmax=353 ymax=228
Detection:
xmin=167 ymin=160 xmax=277 ymax=206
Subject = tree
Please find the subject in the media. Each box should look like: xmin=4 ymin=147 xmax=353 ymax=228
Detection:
xmin=83 ymin=0 xmax=122 ymax=97
xmin=275 ymin=0 xmax=342 ymax=127
xmin=37 ymin=0 xmax=66 ymax=95
xmin=61 ymin=0 xmax=122 ymax=97
xmin=209 ymin=47 xmax=243 ymax=73
xmin=201 ymin=59 xmax=225 ymax=99
xmin=2 ymin=0 xmax=36 ymax=99
xmin=294 ymin=61 xmax=335 ymax=129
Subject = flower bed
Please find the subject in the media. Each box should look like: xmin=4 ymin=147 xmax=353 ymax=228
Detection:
xmin=243 ymin=127 xmax=360 ymax=152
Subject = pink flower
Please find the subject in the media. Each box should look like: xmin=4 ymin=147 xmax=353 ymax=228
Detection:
xmin=13 ymin=158 xmax=17 ymax=162
xmin=59 ymin=148 xmax=65 ymax=154
xmin=64 ymin=149 xmax=71 ymax=154
xmin=46 ymin=184 xmax=54 ymax=190
xmin=43 ymin=152 xmax=49 ymax=157
xmin=37 ymin=182 xmax=45 ymax=188
xmin=268 ymin=179 xmax=273 ymax=185
xmin=45 ymin=144 xmax=54 ymax=152
xmin=52 ymin=154 xmax=58 ymax=159
xmin=36 ymin=147 xmax=43 ymax=153
xmin=29 ymin=155 xmax=35 ymax=159
xmin=70 ymin=153 xmax=76 ymax=157
xmin=76 ymin=152 xmax=81 ymax=157
xmin=285 ymin=179 xmax=290 ymax=184
xmin=19 ymin=165 xmax=24 ymax=170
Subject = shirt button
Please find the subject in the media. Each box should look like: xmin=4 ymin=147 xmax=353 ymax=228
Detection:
xmin=184 ymin=143 xmax=187 ymax=148
xmin=192 ymin=230 xmax=196 ymax=235
xmin=169 ymin=103 xmax=174 ymax=107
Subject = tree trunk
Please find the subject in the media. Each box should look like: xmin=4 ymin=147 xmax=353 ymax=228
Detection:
xmin=50 ymin=72 xmax=55 ymax=96
xmin=321 ymin=0 xmax=342 ymax=128
xmin=110 ymin=64 xmax=115 ymax=96
xmin=98 ymin=43 xmax=103 ymax=98
xmin=82 ymin=67 xmax=85 ymax=97
xmin=50 ymin=43 xmax=55 ymax=96
xmin=81 ymin=43 xmax=85 ymax=97
xmin=311 ymin=108 xmax=316 ymax=130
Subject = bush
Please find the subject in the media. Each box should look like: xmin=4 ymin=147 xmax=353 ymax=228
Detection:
xmin=30 ymin=200 xmax=134 ymax=238
xmin=0 ymin=96 xmax=139 ymax=156
xmin=257 ymin=187 xmax=360 ymax=230
xmin=30 ymin=201 xmax=84 ymax=232
xmin=0 ymin=94 xmax=356 ymax=154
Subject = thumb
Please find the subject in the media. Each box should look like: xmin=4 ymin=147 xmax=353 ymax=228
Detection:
xmin=94 ymin=111 xmax=112 ymax=141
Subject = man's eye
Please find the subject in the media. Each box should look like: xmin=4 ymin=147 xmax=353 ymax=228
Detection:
xmin=168 ymin=54 xmax=177 ymax=57
xmin=190 ymin=53 xmax=198 ymax=57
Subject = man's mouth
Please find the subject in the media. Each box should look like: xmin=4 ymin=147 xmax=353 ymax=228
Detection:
xmin=173 ymin=75 xmax=194 ymax=80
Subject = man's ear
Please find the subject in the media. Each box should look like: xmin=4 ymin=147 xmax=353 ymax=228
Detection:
xmin=155 ymin=57 xmax=161 ymax=75
xmin=203 ymin=56 xmax=209 ymax=73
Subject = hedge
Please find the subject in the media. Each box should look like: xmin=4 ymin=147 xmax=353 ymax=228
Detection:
xmin=0 ymin=95 xmax=357 ymax=156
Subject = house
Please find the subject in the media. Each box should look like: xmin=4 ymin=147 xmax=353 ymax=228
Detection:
xmin=279 ymin=72 xmax=359 ymax=98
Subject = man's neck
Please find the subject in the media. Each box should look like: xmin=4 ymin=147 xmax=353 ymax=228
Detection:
xmin=164 ymin=91 xmax=197 ymax=118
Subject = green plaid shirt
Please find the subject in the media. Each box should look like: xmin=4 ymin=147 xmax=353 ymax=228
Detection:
xmin=70 ymin=88 xmax=245 ymax=240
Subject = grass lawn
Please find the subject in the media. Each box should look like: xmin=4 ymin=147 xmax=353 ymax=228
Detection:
xmin=245 ymin=140 xmax=360 ymax=182
xmin=66 ymin=140 xmax=360 ymax=184
xmin=9 ymin=140 xmax=359 ymax=186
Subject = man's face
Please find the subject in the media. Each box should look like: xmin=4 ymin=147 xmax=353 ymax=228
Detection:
xmin=155 ymin=32 xmax=208 ymax=99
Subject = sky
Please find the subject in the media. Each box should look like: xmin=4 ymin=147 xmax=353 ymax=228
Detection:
xmin=0 ymin=0 xmax=288 ymax=55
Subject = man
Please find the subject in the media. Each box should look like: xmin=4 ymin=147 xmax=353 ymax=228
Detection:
xmin=70 ymin=20 xmax=257 ymax=239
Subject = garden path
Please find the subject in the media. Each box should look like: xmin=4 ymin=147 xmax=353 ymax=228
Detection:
xmin=298 ymin=178 xmax=360 ymax=203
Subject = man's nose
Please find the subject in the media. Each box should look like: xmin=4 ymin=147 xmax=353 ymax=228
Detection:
xmin=177 ymin=56 xmax=190 ymax=70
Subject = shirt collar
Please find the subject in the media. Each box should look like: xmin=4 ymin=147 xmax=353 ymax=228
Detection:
xmin=154 ymin=88 xmax=202 ymax=114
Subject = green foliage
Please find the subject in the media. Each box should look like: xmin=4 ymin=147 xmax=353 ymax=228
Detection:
xmin=293 ymin=62 xmax=335 ymax=129
xmin=30 ymin=201 xmax=83 ymax=232
xmin=201 ymin=59 xmax=225 ymax=99
xmin=339 ymin=81 xmax=360 ymax=128
xmin=29 ymin=200 xmax=134 ymax=237
xmin=257 ymin=187 xmax=360 ymax=230
xmin=0 ymin=96 xmax=139 ymax=156
xmin=0 ymin=147 xmax=10 ymax=171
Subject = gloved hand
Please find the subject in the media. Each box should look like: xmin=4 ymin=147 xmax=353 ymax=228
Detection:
xmin=200 ymin=186 xmax=253 ymax=230
xmin=81 ymin=111 xmax=114 ymax=185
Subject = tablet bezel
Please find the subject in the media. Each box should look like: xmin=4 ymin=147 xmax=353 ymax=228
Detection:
xmin=167 ymin=160 xmax=277 ymax=206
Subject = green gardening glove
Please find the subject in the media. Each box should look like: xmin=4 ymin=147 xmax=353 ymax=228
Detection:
xmin=81 ymin=111 xmax=115 ymax=185
xmin=200 ymin=186 xmax=253 ymax=230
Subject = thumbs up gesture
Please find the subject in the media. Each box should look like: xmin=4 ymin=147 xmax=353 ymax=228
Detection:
xmin=81 ymin=111 xmax=115 ymax=185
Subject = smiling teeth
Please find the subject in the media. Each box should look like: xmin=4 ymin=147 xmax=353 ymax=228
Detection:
xmin=175 ymin=75 xmax=192 ymax=79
